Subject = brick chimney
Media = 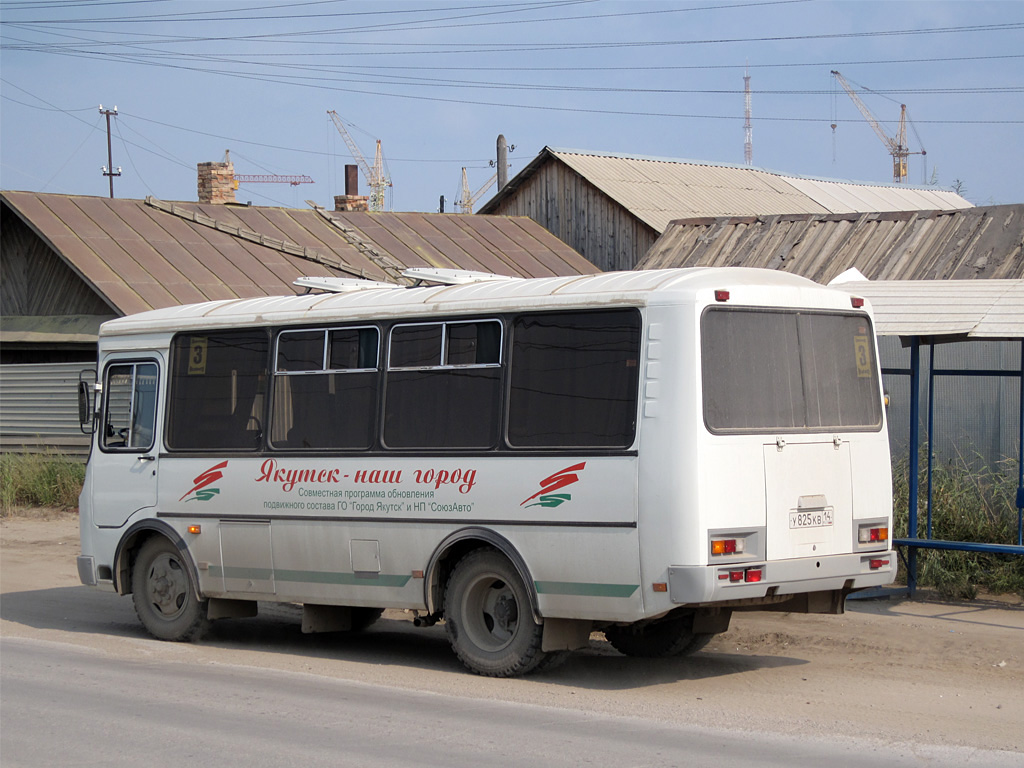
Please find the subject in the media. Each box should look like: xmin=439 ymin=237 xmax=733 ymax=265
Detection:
xmin=197 ymin=154 xmax=236 ymax=204
xmin=334 ymin=164 xmax=369 ymax=212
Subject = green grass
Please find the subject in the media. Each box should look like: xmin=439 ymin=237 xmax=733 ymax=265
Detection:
xmin=0 ymin=452 xmax=85 ymax=514
xmin=892 ymin=455 xmax=1024 ymax=599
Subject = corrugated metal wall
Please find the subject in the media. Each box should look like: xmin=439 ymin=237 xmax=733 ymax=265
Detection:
xmin=881 ymin=337 xmax=1022 ymax=471
xmin=0 ymin=363 xmax=92 ymax=457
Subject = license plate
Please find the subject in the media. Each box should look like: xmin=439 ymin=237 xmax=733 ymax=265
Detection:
xmin=789 ymin=508 xmax=834 ymax=529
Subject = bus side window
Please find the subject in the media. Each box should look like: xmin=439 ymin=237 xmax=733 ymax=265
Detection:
xmin=102 ymin=362 xmax=158 ymax=452
xmin=508 ymin=310 xmax=641 ymax=448
xmin=271 ymin=326 xmax=379 ymax=450
xmin=383 ymin=320 xmax=502 ymax=449
xmin=166 ymin=331 xmax=269 ymax=451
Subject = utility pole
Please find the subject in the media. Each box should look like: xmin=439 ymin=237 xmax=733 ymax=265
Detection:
xmin=99 ymin=105 xmax=121 ymax=198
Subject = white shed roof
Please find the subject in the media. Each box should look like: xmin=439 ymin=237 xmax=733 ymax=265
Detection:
xmin=507 ymin=149 xmax=974 ymax=234
xmin=834 ymin=279 xmax=1024 ymax=339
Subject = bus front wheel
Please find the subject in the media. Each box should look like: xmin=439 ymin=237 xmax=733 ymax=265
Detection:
xmin=132 ymin=537 xmax=209 ymax=642
xmin=604 ymin=614 xmax=714 ymax=658
xmin=444 ymin=548 xmax=546 ymax=677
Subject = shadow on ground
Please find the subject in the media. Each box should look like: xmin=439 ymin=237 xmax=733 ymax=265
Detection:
xmin=1 ymin=585 xmax=806 ymax=690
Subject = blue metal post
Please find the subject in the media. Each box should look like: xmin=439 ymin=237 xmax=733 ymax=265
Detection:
xmin=907 ymin=337 xmax=921 ymax=595
xmin=1017 ymin=340 xmax=1023 ymax=547
xmin=926 ymin=344 xmax=936 ymax=540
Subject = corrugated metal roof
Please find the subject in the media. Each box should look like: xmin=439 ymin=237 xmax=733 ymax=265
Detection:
xmin=2 ymin=191 xmax=597 ymax=317
xmin=637 ymin=205 xmax=1024 ymax=283
xmin=834 ymin=279 xmax=1024 ymax=339
xmin=480 ymin=148 xmax=971 ymax=232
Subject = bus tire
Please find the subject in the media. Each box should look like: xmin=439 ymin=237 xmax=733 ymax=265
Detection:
xmin=444 ymin=548 xmax=546 ymax=677
xmin=349 ymin=607 xmax=385 ymax=632
xmin=132 ymin=537 xmax=209 ymax=642
xmin=604 ymin=614 xmax=713 ymax=658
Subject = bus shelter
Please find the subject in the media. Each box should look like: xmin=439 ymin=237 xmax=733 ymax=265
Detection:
xmin=834 ymin=279 xmax=1024 ymax=593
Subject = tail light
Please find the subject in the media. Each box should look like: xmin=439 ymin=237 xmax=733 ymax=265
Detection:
xmin=711 ymin=537 xmax=745 ymax=555
xmin=858 ymin=525 xmax=889 ymax=544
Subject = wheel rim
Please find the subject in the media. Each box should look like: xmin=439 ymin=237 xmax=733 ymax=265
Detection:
xmin=462 ymin=574 xmax=519 ymax=653
xmin=145 ymin=552 xmax=190 ymax=620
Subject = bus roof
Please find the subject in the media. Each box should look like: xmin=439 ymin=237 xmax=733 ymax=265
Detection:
xmin=99 ymin=267 xmax=862 ymax=337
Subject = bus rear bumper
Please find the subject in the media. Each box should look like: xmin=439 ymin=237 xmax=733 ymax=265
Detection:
xmin=667 ymin=550 xmax=896 ymax=605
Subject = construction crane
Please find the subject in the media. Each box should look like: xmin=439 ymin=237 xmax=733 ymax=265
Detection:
xmin=455 ymin=168 xmax=497 ymax=214
xmin=327 ymin=110 xmax=391 ymax=211
xmin=830 ymin=70 xmax=924 ymax=184
xmin=234 ymin=174 xmax=313 ymax=186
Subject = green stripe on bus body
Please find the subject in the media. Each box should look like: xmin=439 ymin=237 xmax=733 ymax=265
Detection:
xmin=209 ymin=565 xmax=411 ymax=588
xmin=534 ymin=580 xmax=639 ymax=598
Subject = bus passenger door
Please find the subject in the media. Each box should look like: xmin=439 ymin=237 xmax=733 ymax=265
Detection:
xmin=91 ymin=358 xmax=162 ymax=528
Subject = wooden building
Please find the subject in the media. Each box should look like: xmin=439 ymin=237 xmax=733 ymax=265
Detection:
xmin=479 ymin=147 xmax=971 ymax=272
xmin=1 ymin=191 xmax=596 ymax=455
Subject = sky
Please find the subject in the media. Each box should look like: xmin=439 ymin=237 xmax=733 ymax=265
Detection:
xmin=1 ymin=0 xmax=1021 ymax=213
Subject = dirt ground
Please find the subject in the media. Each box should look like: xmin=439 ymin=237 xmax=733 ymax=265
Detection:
xmin=2 ymin=510 xmax=1022 ymax=755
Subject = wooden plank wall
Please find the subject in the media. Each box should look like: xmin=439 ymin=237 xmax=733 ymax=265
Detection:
xmin=489 ymin=159 xmax=658 ymax=272
xmin=1 ymin=210 xmax=113 ymax=316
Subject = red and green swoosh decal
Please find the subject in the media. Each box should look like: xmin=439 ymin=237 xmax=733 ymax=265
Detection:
xmin=179 ymin=460 xmax=227 ymax=502
xmin=521 ymin=462 xmax=585 ymax=508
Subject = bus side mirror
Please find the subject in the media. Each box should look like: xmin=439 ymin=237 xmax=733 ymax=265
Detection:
xmin=78 ymin=370 xmax=98 ymax=434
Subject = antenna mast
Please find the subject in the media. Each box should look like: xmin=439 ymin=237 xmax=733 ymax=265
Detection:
xmin=743 ymin=66 xmax=753 ymax=166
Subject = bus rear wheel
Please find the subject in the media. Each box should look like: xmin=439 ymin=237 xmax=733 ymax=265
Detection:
xmin=604 ymin=614 xmax=713 ymax=658
xmin=132 ymin=537 xmax=209 ymax=642
xmin=444 ymin=548 xmax=546 ymax=677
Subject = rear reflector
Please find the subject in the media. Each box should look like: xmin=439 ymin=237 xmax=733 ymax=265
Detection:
xmin=869 ymin=559 xmax=890 ymax=570
xmin=715 ymin=289 xmax=730 ymax=302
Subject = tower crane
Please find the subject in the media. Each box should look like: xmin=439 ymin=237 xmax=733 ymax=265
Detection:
xmin=455 ymin=168 xmax=497 ymax=214
xmin=830 ymin=70 xmax=925 ymax=184
xmin=234 ymin=174 xmax=314 ymax=186
xmin=222 ymin=150 xmax=314 ymax=188
xmin=327 ymin=110 xmax=391 ymax=211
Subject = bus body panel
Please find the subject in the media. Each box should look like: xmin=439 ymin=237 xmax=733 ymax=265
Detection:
xmin=77 ymin=268 xmax=895 ymax=662
xmin=152 ymin=453 xmax=645 ymax=621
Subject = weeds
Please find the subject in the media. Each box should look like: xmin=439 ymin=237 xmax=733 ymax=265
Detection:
xmin=0 ymin=452 xmax=85 ymax=514
xmin=892 ymin=455 xmax=1024 ymax=599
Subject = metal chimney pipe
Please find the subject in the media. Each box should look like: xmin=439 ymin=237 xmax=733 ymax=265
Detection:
xmin=497 ymin=135 xmax=508 ymax=190
xmin=345 ymin=164 xmax=359 ymax=195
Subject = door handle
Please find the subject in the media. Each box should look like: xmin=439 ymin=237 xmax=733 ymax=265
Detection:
xmin=139 ymin=455 xmax=156 ymax=462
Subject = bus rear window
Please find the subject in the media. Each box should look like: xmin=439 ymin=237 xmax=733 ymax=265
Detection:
xmin=701 ymin=308 xmax=882 ymax=433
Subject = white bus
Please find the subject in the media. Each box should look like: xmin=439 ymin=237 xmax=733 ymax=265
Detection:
xmin=77 ymin=267 xmax=894 ymax=677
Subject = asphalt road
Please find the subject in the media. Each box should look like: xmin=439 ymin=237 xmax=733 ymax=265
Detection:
xmin=1 ymin=634 xmax=1014 ymax=768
